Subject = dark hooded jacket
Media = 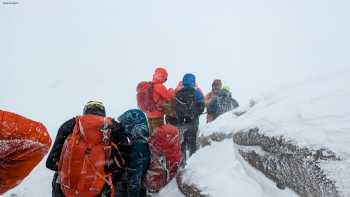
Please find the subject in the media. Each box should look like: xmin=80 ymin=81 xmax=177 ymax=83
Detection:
xmin=118 ymin=109 xmax=150 ymax=197
xmin=207 ymin=89 xmax=239 ymax=116
xmin=118 ymin=109 xmax=150 ymax=164
xmin=175 ymin=73 xmax=205 ymax=123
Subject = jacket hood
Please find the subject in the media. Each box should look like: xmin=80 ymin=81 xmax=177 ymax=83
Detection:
xmin=152 ymin=67 xmax=168 ymax=83
xmin=118 ymin=109 xmax=149 ymax=141
xmin=182 ymin=73 xmax=196 ymax=88
xmin=118 ymin=109 xmax=147 ymax=129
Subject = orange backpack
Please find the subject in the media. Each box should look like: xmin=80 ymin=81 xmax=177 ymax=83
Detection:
xmin=58 ymin=115 xmax=114 ymax=197
xmin=0 ymin=110 xmax=52 ymax=194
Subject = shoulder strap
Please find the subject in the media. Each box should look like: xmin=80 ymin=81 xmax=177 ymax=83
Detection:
xmin=75 ymin=116 xmax=86 ymax=138
xmin=101 ymin=117 xmax=110 ymax=145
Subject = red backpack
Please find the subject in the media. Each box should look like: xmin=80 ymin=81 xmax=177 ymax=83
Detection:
xmin=136 ymin=81 xmax=160 ymax=112
xmin=0 ymin=110 xmax=51 ymax=194
xmin=144 ymin=124 xmax=182 ymax=192
xmin=58 ymin=115 xmax=114 ymax=197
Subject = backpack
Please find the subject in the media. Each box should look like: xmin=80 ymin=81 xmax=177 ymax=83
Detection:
xmin=58 ymin=115 xmax=113 ymax=197
xmin=0 ymin=110 xmax=51 ymax=195
xmin=207 ymin=91 xmax=238 ymax=116
xmin=175 ymin=87 xmax=197 ymax=121
xmin=144 ymin=124 xmax=182 ymax=192
xmin=136 ymin=81 xmax=159 ymax=112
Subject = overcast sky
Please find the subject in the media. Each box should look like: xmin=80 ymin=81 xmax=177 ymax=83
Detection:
xmin=1 ymin=0 xmax=349 ymax=131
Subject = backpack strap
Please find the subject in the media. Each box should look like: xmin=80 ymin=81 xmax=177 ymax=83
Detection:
xmin=100 ymin=117 xmax=111 ymax=145
xmin=84 ymin=155 xmax=114 ymax=187
xmin=111 ymin=142 xmax=125 ymax=168
xmin=175 ymin=96 xmax=186 ymax=105
xmin=75 ymin=116 xmax=86 ymax=138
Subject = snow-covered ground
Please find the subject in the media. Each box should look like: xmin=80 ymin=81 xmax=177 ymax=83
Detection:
xmin=153 ymin=179 xmax=184 ymax=197
xmin=182 ymin=139 xmax=298 ymax=197
xmin=201 ymin=69 xmax=350 ymax=157
xmin=199 ymin=69 xmax=350 ymax=195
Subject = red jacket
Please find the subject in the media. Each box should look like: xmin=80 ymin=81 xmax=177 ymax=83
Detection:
xmin=147 ymin=68 xmax=174 ymax=118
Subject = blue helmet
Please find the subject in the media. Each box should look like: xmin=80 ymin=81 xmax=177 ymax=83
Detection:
xmin=182 ymin=73 xmax=196 ymax=88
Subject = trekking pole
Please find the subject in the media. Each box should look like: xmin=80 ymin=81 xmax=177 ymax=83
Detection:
xmin=159 ymin=154 xmax=169 ymax=184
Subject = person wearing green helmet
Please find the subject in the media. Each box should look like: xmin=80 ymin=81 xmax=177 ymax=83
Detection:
xmin=46 ymin=100 xmax=130 ymax=197
xmin=222 ymin=85 xmax=231 ymax=92
xmin=207 ymin=84 xmax=239 ymax=122
xmin=205 ymin=79 xmax=223 ymax=123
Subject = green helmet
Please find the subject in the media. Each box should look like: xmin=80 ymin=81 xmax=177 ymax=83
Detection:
xmin=222 ymin=85 xmax=231 ymax=92
xmin=83 ymin=100 xmax=106 ymax=116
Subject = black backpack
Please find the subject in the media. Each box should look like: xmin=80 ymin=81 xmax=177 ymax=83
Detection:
xmin=175 ymin=87 xmax=197 ymax=121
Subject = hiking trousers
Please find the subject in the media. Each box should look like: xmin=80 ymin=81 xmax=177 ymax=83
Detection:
xmin=51 ymin=172 xmax=65 ymax=197
xmin=180 ymin=118 xmax=199 ymax=158
xmin=126 ymin=152 xmax=150 ymax=197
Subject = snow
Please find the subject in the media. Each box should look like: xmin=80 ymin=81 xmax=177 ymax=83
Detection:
xmin=200 ymin=69 xmax=350 ymax=195
xmin=182 ymin=139 xmax=297 ymax=197
xmin=153 ymin=179 xmax=184 ymax=197
xmin=0 ymin=139 xmax=47 ymax=155
xmin=2 ymin=161 xmax=53 ymax=197
xmin=2 ymin=0 xmax=350 ymax=196
xmin=5 ymin=69 xmax=350 ymax=196
xmin=201 ymin=69 xmax=350 ymax=155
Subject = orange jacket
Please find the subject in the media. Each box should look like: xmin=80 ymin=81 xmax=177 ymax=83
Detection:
xmin=147 ymin=68 xmax=175 ymax=118
xmin=205 ymin=91 xmax=217 ymax=107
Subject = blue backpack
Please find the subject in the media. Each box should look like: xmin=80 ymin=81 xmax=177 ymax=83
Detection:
xmin=207 ymin=90 xmax=239 ymax=115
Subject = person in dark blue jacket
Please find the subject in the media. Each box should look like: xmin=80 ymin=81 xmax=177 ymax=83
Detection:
xmin=173 ymin=73 xmax=205 ymax=162
xmin=207 ymin=85 xmax=239 ymax=121
xmin=118 ymin=109 xmax=150 ymax=197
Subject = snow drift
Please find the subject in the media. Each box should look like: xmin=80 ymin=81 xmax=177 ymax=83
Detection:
xmin=180 ymin=69 xmax=350 ymax=197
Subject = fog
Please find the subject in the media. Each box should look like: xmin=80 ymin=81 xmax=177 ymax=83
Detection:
xmin=1 ymin=0 xmax=349 ymax=133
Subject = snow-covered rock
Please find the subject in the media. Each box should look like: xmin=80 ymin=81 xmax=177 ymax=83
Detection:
xmin=177 ymin=140 xmax=298 ymax=197
xmin=188 ymin=70 xmax=350 ymax=197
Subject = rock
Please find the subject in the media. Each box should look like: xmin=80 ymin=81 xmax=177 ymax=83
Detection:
xmin=198 ymin=132 xmax=233 ymax=148
xmin=176 ymin=170 xmax=208 ymax=197
xmin=177 ymin=127 xmax=342 ymax=197
xmin=234 ymin=128 xmax=340 ymax=197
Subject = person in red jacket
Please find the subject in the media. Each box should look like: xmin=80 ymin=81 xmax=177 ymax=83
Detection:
xmin=147 ymin=67 xmax=175 ymax=131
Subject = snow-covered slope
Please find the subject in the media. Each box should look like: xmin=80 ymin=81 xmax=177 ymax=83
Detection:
xmin=181 ymin=139 xmax=298 ymax=197
xmin=201 ymin=69 xmax=350 ymax=157
xmin=198 ymin=69 xmax=350 ymax=196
